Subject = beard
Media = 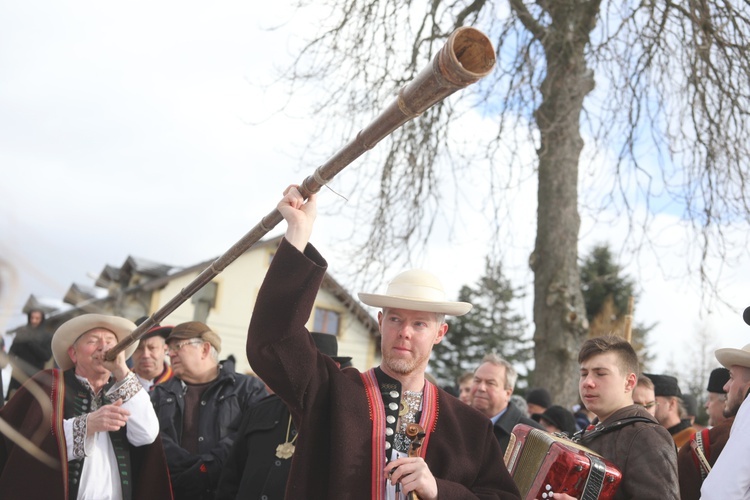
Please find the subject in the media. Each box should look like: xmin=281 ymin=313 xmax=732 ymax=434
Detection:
xmin=383 ymin=350 xmax=428 ymax=376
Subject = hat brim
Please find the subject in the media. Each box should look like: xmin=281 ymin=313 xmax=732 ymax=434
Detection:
xmin=716 ymin=347 xmax=750 ymax=369
xmin=357 ymin=293 xmax=472 ymax=316
xmin=52 ymin=314 xmax=138 ymax=371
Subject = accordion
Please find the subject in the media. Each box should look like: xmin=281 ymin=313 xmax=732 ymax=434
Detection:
xmin=503 ymin=424 xmax=622 ymax=500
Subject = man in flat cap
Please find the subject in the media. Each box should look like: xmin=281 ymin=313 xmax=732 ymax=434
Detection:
xmin=0 ymin=313 xmax=172 ymax=499
xmin=132 ymin=322 xmax=174 ymax=391
xmin=678 ymin=367 xmax=732 ymax=500
xmin=247 ymin=186 xmax=520 ymax=499
xmin=646 ymin=373 xmax=698 ymax=449
xmin=151 ymin=321 xmax=267 ymax=500
xmin=701 ymin=343 xmax=750 ymax=499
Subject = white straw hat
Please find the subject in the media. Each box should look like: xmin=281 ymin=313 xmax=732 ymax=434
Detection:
xmin=358 ymin=269 xmax=472 ymax=316
xmin=52 ymin=314 xmax=138 ymax=370
xmin=715 ymin=343 xmax=750 ymax=370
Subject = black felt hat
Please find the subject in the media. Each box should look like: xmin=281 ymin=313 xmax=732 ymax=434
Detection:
xmin=526 ymin=388 xmax=552 ymax=408
xmin=706 ymin=367 xmax=730 ymax=393
xmin=532 ymin=405 xmax=577 ymax=436
xmin=311 ymin=332 xmax=352 ymax=368
xmin=644 ymin=373 xmax=682 ymax=398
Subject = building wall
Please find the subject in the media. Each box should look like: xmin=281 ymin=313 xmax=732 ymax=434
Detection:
xmin=150 ymin=244 xmax=379 ymax=375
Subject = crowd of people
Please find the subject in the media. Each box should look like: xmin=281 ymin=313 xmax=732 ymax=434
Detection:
xmin=0 ymin=185 xmax=748 ymax=499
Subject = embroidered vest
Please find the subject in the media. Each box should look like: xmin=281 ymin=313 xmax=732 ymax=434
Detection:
xmin=62 ymin=369 xmax=134 ymax=500
xmin=360 ymin=367 xmax=438 ymax=500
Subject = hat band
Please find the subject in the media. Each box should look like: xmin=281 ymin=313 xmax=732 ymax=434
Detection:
xmin=386 ymin=283 xmax=447 ymax=302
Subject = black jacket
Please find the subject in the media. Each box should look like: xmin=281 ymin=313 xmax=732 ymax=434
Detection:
xmin=215 ymin=394 xmax=294 ymax=500
xmin=493 ymin=402 xmax=545 ymax=454
xmin=151 ymin=365 xmax=267 ymax=500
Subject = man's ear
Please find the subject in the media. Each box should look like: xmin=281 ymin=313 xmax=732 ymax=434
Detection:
xmin=67 ymin=346 xmax=77 ymax=365
xmin=624 ymin=372 xmax=637 ymax=393
xmin=434 ymin=323 xmax=449 ymax=345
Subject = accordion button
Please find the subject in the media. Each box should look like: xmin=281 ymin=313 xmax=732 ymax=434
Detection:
xmin=389 ymin=403 xmax=399 ymax=411
xmin=387 ymin=416 xmax=396 ymax=424
xmin=386 ymin=428 xmax=394 ymax=436
xmin=390 ymin=390 xmax=399 ymax=398
xmin=385 ymin=442 xmax=392 ymax=450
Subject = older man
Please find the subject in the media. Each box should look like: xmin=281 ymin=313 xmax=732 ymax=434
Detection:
xmin=246 ymin=185 xmax=520 ymax=499
xmin=700 ymin=344 xmax=750 ymax=499
xmin=0 ymin=313 xmax=171 ymax=499
xmin=470 ymin=353 xmax=543 ymax=453
xmin=132 ymin=323 xmax=174 ymax=390
xmin=151 ymin=321 xmax=267 ymax=500
xmin=647 ymin=373 xmax=698 ymax=449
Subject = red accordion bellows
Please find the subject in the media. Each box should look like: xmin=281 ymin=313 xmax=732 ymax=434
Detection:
xmin=504 ymin=424 xmax=622 ymax=500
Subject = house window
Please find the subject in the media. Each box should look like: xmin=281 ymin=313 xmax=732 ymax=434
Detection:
xmin=313 ymin=307 xmax=340 ymax=336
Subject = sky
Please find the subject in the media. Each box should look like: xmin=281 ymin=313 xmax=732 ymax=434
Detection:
xmin=2 ymin=1 xmax=749 ymax=385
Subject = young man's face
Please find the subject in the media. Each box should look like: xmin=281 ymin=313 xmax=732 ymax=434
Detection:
xmin=579 ymin=352 xmax=636 ymax=422
xmin=378 ymin=308 xmax=447 ymax=378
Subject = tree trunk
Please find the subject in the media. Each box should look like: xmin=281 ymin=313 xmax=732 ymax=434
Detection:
xmin=529 ymin=18 xmax=596 ymax=406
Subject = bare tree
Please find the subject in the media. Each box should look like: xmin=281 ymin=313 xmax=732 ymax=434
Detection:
xmin=277 ymin=0 xmax=750 ymax=405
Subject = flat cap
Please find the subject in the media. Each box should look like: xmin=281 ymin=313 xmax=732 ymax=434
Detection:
xmin=167 ymin=321 xmax=221 ymax=354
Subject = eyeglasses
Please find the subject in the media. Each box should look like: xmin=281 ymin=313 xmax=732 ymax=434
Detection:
xmin=167 ymin=340 xmax=204 ymax=353
xmin=635 ymin=401 xmax=657 ymax=410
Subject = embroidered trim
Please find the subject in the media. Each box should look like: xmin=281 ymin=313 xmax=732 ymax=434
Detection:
xmin=106 ymin=371 xmax=142 ymax=404
xmin=361 ymin=369 xmax=387 ymax=500
xmin=72 ymin=414 xmax=88 ymax=459
xmin=52 ymin=369 xmax=69 ymax=500
xmin=360 ymin=369 xmax=439 ymax=499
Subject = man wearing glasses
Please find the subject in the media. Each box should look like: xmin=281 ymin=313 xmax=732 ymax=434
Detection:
xmin=633 ymin=374 xmax=657 ymax=416
xmin=151 ymin=322 xmax=267 ymax=500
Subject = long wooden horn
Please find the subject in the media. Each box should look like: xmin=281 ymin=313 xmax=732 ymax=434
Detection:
xmin=105 ymin=26 xmax=496 ymax=361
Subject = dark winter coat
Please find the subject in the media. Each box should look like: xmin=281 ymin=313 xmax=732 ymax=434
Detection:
xmin=151 ymin=365 xmax=267 ymax=500
xmin=246 ymin=238 xmax=521 ymax=500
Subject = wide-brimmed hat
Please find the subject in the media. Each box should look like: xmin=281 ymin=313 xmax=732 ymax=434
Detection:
xmin=166 ymin=321 xmax=222 ymax=354
xmin=358 ymin=269 xmax=472 ymax=316
xmin=52 ymin=314 xmax=138 ymax=370
xmin=715 ymin=343 xmax=750 ymax=370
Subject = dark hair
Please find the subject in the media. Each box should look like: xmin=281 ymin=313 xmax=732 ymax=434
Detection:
xmin=27 ymin=309 xmax=45 ymax=324
xmin=578 ymin=335 xmax=639 ymax=377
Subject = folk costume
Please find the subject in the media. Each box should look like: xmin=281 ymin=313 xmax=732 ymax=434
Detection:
xmin=247 ymin=238 xmax=520 ymax=499
xmin=678 ymin=417 xmax=733 ymax=500
xmin=701 ymin=343 xmax=750 ymax=499
xmin=578 ymin=405 xmax=679 ymax=500
xmin=0 ymin=314 xmax=172 ymax=500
